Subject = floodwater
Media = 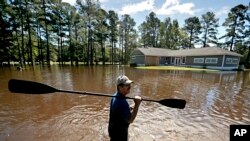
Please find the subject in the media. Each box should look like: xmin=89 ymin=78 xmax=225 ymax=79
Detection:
xmin=0 ymin=65 xmax=249 ymax=141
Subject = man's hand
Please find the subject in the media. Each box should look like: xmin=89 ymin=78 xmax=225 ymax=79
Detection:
xmin=134 ymin=96 xmax=142 ymax=106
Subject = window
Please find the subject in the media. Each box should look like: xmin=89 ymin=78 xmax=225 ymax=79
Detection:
xmin=226 ymin=58 xmax=232 ymax=64
xmin=194 ymin=58 xmax=204 ymax=63
xmin=232 ymin=58 xmax=238 ymax=64
xmin=226 ymin=58 xmax=238 ymax=64
xmin=205 ymin=58 xmax=218 ymax=64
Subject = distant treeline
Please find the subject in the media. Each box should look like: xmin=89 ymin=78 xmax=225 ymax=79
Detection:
xmin=0 ymin=0 xmax=249 ymax=67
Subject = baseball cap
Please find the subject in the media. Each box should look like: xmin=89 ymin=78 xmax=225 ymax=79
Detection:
xmin=117 ymin=75 xmax=133 ymax=85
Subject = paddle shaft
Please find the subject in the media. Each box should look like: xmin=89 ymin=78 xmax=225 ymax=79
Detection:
xmin=58 ymin=89 xmax=156 ymax=102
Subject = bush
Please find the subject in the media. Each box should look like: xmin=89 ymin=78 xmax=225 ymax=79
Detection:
xmin=130 ymin=63 xmax=137 ymax=67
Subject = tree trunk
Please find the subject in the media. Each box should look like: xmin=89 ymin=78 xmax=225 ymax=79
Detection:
xmin=124 ymin=29 xmax=128 ymax=64
xmin=189 ymin=29 xmax=193 ymax=49
xmin=42 ymin=0 xmax=50 ymax=65
xmin=68 ymin=22 xmax=73 ymax=65
xmin=114 ymin=42 xmax=116 ymax=64
xmin=36 ymin=21 xmax=40 ymax=64
xmin=121 ymin=33 xmax=124 ymax=65
xmin=74 ymin=22 xmax=78 ymax=65
xmin=24 ymin=0 xmax=33 ymax=65
xmin=203 ymin=24 xmax=208 ymax=47
xmin=230 ymin=17 xmax=238 ymax=51
xmin=58 ymin=16 xmax=62 ymax=65
xmin=101 ymin=37 xmax=105 ymax=65
xmin=57 ymin=29 xmax=60 ymax=65
xmin=60 ymin=35 xmax=63 ymax=65
xmin=87 ymin=21 xmax=90 ymax=65
xmin=19 ymin=2 xmax=26 ymax=66
xmin=15 ymin=30 xmax=22 ymax=67
xmin=247 ymin=46 xmax=250 ymax=65
xmin=90 ymin=33 xmax=94 ymax=65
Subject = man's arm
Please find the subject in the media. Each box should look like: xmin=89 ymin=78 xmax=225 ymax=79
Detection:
xmin=128 ymin=96 xmax=141 ymax=123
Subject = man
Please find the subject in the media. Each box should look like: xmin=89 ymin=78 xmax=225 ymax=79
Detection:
xmin=108 ymin=75 xmax=141 ymax=141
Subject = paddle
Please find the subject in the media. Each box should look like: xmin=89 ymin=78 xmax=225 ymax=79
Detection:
xmin=8 ymin=79 xmax=186 ymax=109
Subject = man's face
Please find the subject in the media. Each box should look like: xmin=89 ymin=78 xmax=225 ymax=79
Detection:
xmin=119 ymin=84 xmax=131 ymax=95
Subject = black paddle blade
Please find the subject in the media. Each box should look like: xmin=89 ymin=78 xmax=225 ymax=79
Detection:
xmin=158 ymin=99 xmax=186 ymax=109
xmin=8 ymin=79 xmax=58 ymax=94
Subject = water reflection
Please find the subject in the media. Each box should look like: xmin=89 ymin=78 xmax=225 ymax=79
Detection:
xmin=0 ymin=66 xmax=249 ymax=141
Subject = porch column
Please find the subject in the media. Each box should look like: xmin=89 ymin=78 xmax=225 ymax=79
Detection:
xmin=237 ymin=56 xmax=240 ymax=66
xmin=222 ymin=55 xmax=225 ymax=68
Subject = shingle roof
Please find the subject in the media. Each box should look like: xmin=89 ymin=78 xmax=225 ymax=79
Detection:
xmin=136 ymin=47 xmax=243 ymax=57
xmin=136 ymin=47 xmax=171 ymax=56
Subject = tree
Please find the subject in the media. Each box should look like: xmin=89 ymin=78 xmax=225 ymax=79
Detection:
xmin=41 ymin=0 xmax=51 ymax=65
xmin=107 ymin=10 xmax=119 ymax=64
xmin=73 ymin=12 xmax=86 ymax=65
xmin=146 ymin=12 xmax=160 ymax=47
xmin=184 ymin=16 xmax=201 ymax=48
xmin=71 ymin=6 xmax=81 ymax=65
xmin=242 ymin=3 xmax=250 ymax=65
xmin=159 ymin=17 xmax=172 ymax=48
xmin=0 ymin=1 xmax=13 ymax=66
xmin=178 ymin=29 xmax=190 ymax=48
xmin=62 ymin=2 xmax=76 ymax=65
xmin=33 ymin=0 xmax=44 ymax=64
xmin=159 ymin=17 xmax=180 ymax=49
xmin=120 ymin=14 xmax=136 ymax=64
xmin=138 ymin=21 xmax=150 ymax=46
xmin=10 ymin=0 xmax=28 ymax=66
xmin=96 ymin=8 xmax=108 ymax=65
xmin=222 ymin=4 xmax=247 ymax=51
xmin=171 ymin=19 xmax=182 ymax=49
xmin=76 ymin=0 xmax=100 ymax=65
xmin=244 ymin=30 xmax=250 ymax=64
xmin=24 ymin=0 xmax=34 ymax=65
xmin=201 ymin=12 xmax=219 ymax=47
xmin=50 ymin=0 xmax=66 ymax=65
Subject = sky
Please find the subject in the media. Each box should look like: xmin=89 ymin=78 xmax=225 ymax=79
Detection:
xmin=62 ymin=0 xmax=250 ymax=42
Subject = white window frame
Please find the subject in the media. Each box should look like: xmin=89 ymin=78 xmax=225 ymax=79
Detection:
xmin=205 ymin=58 xmax=218 ymax=64
xmin=131 ymin=56 xmax=136 ymax=60
xmin=232 ymin=58 xmax=238 ymax=64
xmin=194 ymin=58 xmax=204 ymax=64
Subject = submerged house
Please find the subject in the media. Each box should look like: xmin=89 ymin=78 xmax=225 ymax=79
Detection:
xmin=130 ymin=47 xmax=243 ymax=70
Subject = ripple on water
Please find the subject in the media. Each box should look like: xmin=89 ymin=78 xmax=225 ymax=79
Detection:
xmin=39 ymin=104 xmax=110 ymax=141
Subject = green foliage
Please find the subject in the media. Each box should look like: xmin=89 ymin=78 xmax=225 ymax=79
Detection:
xmin=158 ymin=18 xmax=182 ymax=49
xmin=120 ymin=14 xmax=136 ymax=64
xmin=201 ymin=12 xmax=219 ymax=47
xmin=0 ymin=1 xmax=249 ymax=66
xmin=184 ymin=16 xmax=201 ymax=48
xmin=222 ymin=4 xmax=247 ymax=51
xmin=139 ymin=12 xmax=160 ymax=47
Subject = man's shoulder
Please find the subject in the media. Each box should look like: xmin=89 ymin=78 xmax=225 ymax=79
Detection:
xmin=112 ymin=92 xmax=127 ymax=104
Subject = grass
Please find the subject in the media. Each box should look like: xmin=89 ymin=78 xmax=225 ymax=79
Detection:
xmin=135 ymin=66 xmax=220 ymax=72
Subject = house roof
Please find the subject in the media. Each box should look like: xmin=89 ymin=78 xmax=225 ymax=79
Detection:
xmin=135 ymin=47 xmax=243 ymax=57
xmin=136 ymin=47 xmax=171 ymax=56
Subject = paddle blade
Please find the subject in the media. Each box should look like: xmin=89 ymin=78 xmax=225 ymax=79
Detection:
xmin=8 ymin=79 xmax=58 ymax=94
xmin=158 ymin=99 xmax=186 ymax=109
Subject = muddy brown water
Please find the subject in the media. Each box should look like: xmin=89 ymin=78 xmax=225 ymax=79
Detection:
xmin=0 ymin=65 xmax=249 ymax=141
